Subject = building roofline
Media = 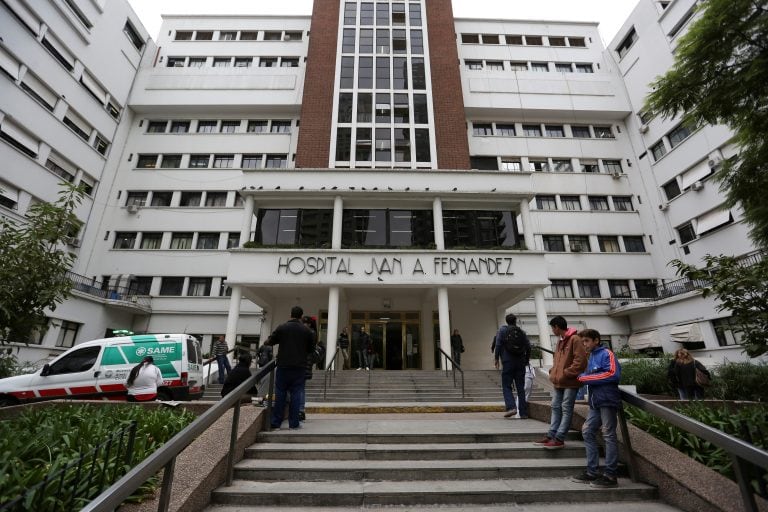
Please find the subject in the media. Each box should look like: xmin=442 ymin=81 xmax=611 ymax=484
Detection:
xmin=160 ymin=14 xmax=311 ymax=20
xmin=454 ymin=17 xmax=599 ymax=27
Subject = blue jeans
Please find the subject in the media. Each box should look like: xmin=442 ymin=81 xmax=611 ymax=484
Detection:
xmin=501 ymin=361 xmax=527 ymax=417
xmin=271 ymin=367 xmax=305 ymax=429
xmin=548 ymin=387 xmax=578 ymax=441
xmin=678 ymin=387 xmax=703 ymax=400
xmin=582 ymin=406 xmax=619 ymax=477
xmin=216 ymin=355 xmax=231 ymax=384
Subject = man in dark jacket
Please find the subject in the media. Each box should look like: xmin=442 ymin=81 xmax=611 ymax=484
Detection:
xmin=494 ymin=314 xmax=530 ymax=419
xmin=266 ymin=306 xmax=315 ymax=429
xmin=220 ymin=353 xmax=256 ymax=397
xmin=572 ymin=329 xmax=622 ymax=488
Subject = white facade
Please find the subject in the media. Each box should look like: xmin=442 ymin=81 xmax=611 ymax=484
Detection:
xmin=0 ymin=0 xmax=757 ymax=368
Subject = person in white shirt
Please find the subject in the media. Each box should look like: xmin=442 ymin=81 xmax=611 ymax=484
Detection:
xmin=126 ymin=356 xmax=164 ymax=401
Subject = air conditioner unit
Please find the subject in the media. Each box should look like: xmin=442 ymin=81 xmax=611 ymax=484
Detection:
xmin=658 ymin=203 xmax=669 ymax=211
xmin=611 ymin=171 xmax=622 ymax=179
xmin=708 ymin=157 xmax=723 ymax=170
xmin=691 ymin=180 xmax=704 ymax=191
xmin=126 ymin=204 xmax=139 ymax=214
xmin=638 ymin=124 xmax=649 ymax=134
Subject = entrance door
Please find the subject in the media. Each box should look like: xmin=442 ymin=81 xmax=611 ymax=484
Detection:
xmin=385 ymin=321 xmax=403 ymax=370
xmin=349 ymin=312 xmax=421 ymax=370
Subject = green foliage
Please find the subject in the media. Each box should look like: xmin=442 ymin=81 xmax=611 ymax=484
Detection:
xmin=620 ymin=355 xmax=676 ymax=395
xmin=708 ymin=361 xmax=768 ymax=402
xmin=0 ymin=184 xmax=85 ymax=344
xmin=672 ymin=255 xmax=768 ymax=356
xmin=644 ymin=0 xmax=768 ymax=249
xmin=625 ymin=402 xmax=768 ymax=491
xmin=0 ymin=404 xmax=194 ymax=508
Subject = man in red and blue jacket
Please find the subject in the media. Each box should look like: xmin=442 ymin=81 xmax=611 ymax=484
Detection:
xmin=572 ymin=328 xmax=622 ymax=488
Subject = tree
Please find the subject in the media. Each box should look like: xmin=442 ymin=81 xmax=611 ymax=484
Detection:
xmin=671 ymin=255 xmax=768 ymax=357
xmin=0 ymin=185 xmax=84 ymax=343
xmin=644 ymin=0 xmax=768 ymax=249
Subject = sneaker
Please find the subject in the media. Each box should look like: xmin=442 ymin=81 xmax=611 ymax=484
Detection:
xmin=299 ymin=411 xmax=306 ymax=421
xmin=571 ymin=471 xmax=599 ymax=484
xmin=269 ymin=425 xmax=281 ymax=431
xmin=542 ymin=439 xmax=565 ymax=450
xmin=357 ymin=367 xmax=362 ymax=371
xmin=590 ymin=475 xmax=618 ymax=488
xmin=503 ymin=409 xmax=518 ymax=418
xmin=366 ymin=367 xmax=370 ymax=370
xmin=533 ymin=436 xmax=552 ymax=446
xmin=288 ymin=425 xmax=302 ymax=430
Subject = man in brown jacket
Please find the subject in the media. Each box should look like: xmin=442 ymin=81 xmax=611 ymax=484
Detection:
xmin=534 ymin=315 xmax=587 ymax=449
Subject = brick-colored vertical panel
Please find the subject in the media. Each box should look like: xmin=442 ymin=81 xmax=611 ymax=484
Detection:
xmin=295 ymin=0 xmax=340 ymax=168
xmin=426 ymin=0 xmax=470 ymax=170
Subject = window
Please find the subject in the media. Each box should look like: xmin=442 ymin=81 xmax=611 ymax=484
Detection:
xmin=552 ymin=159 xmax=573 ymax=172
xmin=393 ymin=94 xmax=409 ymax=123
xmin=624 ymin=236 xmax=646 ymax=252
xmin=473 ymin=123 xmax=493 ymax=136
xmin=187 ymin=278 xmax=212 ymax=297
xmin=227 ymin=233 xmax=240 ymax=249
xmin=555 ymin=63 xmax=572 ymax=73
xmin=189 ymin=155 xmax=210 ymax=168
xmin=170 ymin=121 xmax=190 ymax=133
xmin=150 ymin=192 xmax=172 ymax=206
xmin=494 ymin=124 xmax=515 ymax=136
xmin=285 ymin=31 xmax=303 ymax=41
xmin=129 ymin=276 xmax=153 ymax=295
xmin=231 ymin=57 xmax=252 ymax=68
xmin=219 ymin=31 xmax=237 ymax=41
xmin=195 ymin=31 xmax=213 ymax=41
xmin=137 ymin=155 xmax=158 ymax=168
xmin=589 ymin=196 xmax=609 ymax=211
xmin=126 ymin=192 xmax=147 ymax=206
xmin=170 ymin=233 xmax=193 ymax=249
xmin=247 ymin=120 xmax=268 ymax=133
xmin=140 ymin=233 xmax=162 ymax=249
xmin=561 ymin=196 xmax=581 ymax=211
xmin=712 ymin=317 xmax=743 ymax=347
xmin=410 ymin=29 xmax=424 ymax=54
xmin=543 ymin=235 xmax=565 ymax=252
xmin=271 ymin=121 xmax=291 ymax=133
xmin=205 ymin=192 xmax=227 ymax=207
xmin=442 ymin=210 xmax=519 ymax=249
xmin=529 ymin=159 xmax=549 ymax=172
xmin=392 ymin=30 xmax=407 ymax=53
xmin=461 ymin=34 xmax=479 ymax=44
xmin=608 ymin=280 xmax=631 ymax=298
xmin=569 ymin=235 xmax=590 ymax=252
xmin=263 ymin=31 xmax=282 ymax=41
xmin=220 ymin=121 xmax=240 ymax=133
xmin=574 ymin=64 xmax=593 ymax=73
xmin=160 ymin=155 xmax=182 ymax=169
xmin=188 ymin=57 xmax=206 ymax=68
xmin=240 ymin=31 xmax=258 ymax=40
xmin=599 ymin=236 xmax=621 ymax=252
xmin=594 ymin=126 xmax=614 ymax=139
xmin=613 ymin=196 xmax=633 ymax=211
xmin=530 ymin=62 xmax=548 ymax=72
xmin=45 ymin=157 xmax=75 ymax=182
xmin=578 ymin=280 xmax=601 ymax=298
xmin=258 ymin=209 xmax=333 ymax=247
xmin=197 ymin=121 xmax=217 ymax=133
xmin=212 ymin=155 xmax=234 ymax=168
xmin=522 ymin=124 xmax=542 ymax=137
xmin=281 ymin=58 xmax=299 ymax=68
xmin=482 ymin=34 xmax=500 ymax=44
xmin=500 ymin=159 xmax=522 ymax=172
xmin=42 ymin=35 xmax=74 ymax=71
xmin=603 ymin=160 xmax=623 ymax=174
xmin=466 ymin=60 xmax=483 ymax=70
xmin=469 ymin=157 xmax=498 ymax=170
xmin=634 ymin=279 xmax=657 ymax=299
xmin=336 ymin=128 xmax=352 ymax=161
xmin=147 ymin=120 xmax=168 ymax=134
xmin=166 ymin=57 xmax=185 ymax=68
xmin=266 ymin=154 xmax=288 ymax=168
xmin=21 ymin=72 xmax=57 ymax=111
xmin=668 ymin=124 xmax=692 ymax=148
xmin=505 ymin=35 xmax=523 ymax=45
xmin=509 ymin=61 xmax=527 ymax=71
xmin=356 ymin=128 xmax=372 ymax=161
xmin=175 ymin=31 xmax=192 ymax=41
xmin=123 ymin=20 xmax=145 ymax=50
xmin=196 ymin=233 xmax=220 ymax=249
xmin=550 ymin=280 xmax=574 ymax=298
xmin=526 ymin=36 xmax=543 ymax=45
xmin=663 ymin=180 xmax=681 ymax=200
xmin=213 ymin=58 xmax=231 ymax=68
xmin=113 ymin=232 xmax=137 ymax=249
xmin=677 ymin=222 xmax=696 ymax=244
xmin=545 ymin=125 xmax=565 ymax=137
xmin=486 ymin=61 xmax=504 ymax=70
xmin=536 ymin=195 xmax=557 ymax=210
xmin=571 ymin=125 xmax=591 ymax=138
xmin=63 ymin=115 xmax=91 ymax=141
xmin=159 ymin=277 xmax=184 ymax=296
xmin=93 ymin=135 xmax=109 ymax=155
xmin=548 ymin=36 xmax=566 ymax=46
xmin=581 ymin=160 xmax=599 ymax=173
xmin=180 ymin=192 xmax=202 ymax=207
xmin=53 ymin=329 xmax=91 ymax=354
xmin=242 ymin=154 xmax=263 ymax=169
xmin=259 ymin=57 xmax=278 ymax=68
xmin=569 ymin=37 xmax=586 ymax=47
xmin=616 ymin=28 xmax=637 ymax=59
xmin=650 ymin=141 xmax=667 ymax=161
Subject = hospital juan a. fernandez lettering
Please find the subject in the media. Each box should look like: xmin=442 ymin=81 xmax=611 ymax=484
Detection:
xmin=276 ymin=255 xmax=514 ymax=277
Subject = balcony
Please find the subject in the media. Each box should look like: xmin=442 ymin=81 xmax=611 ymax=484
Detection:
xmin=67 ymin=271 xmax=151 ymax=313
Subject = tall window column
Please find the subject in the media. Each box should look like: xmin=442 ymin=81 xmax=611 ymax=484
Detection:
xmin=332 ymin=195 xmax=343 ymax=249
xmin=239 ymin=195 xmax=255 ymax=246
xmin=437 ymin=287 xmax=451 ymax=369
xmin=225 ymin=285 xmax=243 ymax=350
xmin=534 ymin=289 xmax=553 ymax=365
xmin=325 ymin=287 xmax=340 ymax=368
xmin=518 ymin=198 xmax=535 ymax=250
xmin=432 ymin=197 xmax=445 ymax=250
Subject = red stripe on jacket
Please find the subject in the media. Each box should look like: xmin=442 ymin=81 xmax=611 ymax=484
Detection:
xmin=579 ymin=349 xmax=617 ymax=382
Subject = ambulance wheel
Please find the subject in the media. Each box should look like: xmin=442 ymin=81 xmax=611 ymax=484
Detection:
xmin=0 ymin=396 xmax=19 ymax=408
xmin=157 ymin=390 xmax=172 ymax=402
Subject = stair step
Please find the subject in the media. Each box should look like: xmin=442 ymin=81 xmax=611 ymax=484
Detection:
xmin=211 ymin=478 xmax=657 ymax=507
xmin=206 ymin=501 xmax=680 ymax=511
xmin=254 ymin=431 xmax=580 ymax=445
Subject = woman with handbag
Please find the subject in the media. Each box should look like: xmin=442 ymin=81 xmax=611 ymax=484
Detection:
xmin=667 ymin=348 xmax=710 ymax=399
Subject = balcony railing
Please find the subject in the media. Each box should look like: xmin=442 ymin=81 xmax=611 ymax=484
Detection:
xmin=67 ymin=272 xmax=151 ymax=309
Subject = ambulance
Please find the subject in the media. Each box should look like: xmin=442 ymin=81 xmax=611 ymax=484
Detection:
xmin=0 ymin=334 xmax=204 ymax=406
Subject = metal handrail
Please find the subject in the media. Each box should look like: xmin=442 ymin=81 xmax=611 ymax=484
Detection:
xmin=66 ymin=271 xmax=151 ymax=308
xmin=618 ymin=389 xmax=768 ymax=512
xmin=81 ymin=359 xmax=277 ymax=512
xmin=202 ymin=347 xmax=239 ymax=385
xmin=437 ymin=347 xmax=464 ymax=399
xmin=323 ymin=346 xmax=341 ymax=400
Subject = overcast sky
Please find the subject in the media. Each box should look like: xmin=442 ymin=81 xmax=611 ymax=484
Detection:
xmin=126 ymin=0 xmax=639 ymax=46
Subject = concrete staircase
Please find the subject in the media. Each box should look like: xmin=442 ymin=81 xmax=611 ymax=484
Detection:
xmin=305 ymin=369 xmax=551 ymax=403
xmin=205 ymin=414 xmax=674 ymax=511
xmin=202 ymin=383 xmax=223 ymax=401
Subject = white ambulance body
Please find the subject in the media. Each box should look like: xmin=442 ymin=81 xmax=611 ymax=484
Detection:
xmin=0 ymin=334 xmax=204 ymax=406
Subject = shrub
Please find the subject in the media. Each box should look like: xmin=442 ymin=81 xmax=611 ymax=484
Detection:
xmin=620 ymin=355 xmax=676 ymax=396
xmin=708 ymin=361 xmax=768 ymax=402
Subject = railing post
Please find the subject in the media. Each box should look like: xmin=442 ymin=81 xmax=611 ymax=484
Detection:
xmin=226 ymin=399 xmax=241 ymax=486
xmin=617 ymin=406 xmax=639 ymax=482
xmin=156 ymin=457 xmax=176 ymax=512
xmin=731 ymin=454 xmax=759 ymax=512
xmin=264 ymin=368 xmax=275 ymax=431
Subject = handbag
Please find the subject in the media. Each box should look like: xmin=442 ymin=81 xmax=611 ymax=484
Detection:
xmin=695 ymin=366 xmax=711 ymax=387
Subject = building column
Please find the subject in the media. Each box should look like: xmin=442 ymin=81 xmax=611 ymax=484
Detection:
xmin=225 ymin=285 xmax=243 ymax=350
xmin=325 ymin=286 xmax=340 ymax=368
xmin=239 ymin=196 xmax=255 ymax=245
xmin=519 ymin=198 xmax=535 ymax=250
xmin=437 ymin=287 xmax=451 ymax=369
xmin=533 ymin=289 xmax=553 ymax=365
xmin=433 ymin=197 xmax=445 ymax=250
xmin=332 ymin=195 xmax=343 ymax=249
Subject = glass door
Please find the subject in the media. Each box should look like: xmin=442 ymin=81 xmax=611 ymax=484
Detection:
xmin=350 ymin=312 xmax=421 ymax=370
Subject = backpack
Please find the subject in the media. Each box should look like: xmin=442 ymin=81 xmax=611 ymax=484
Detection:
xmin=502 ymin=326 xmax=528 ymax=357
